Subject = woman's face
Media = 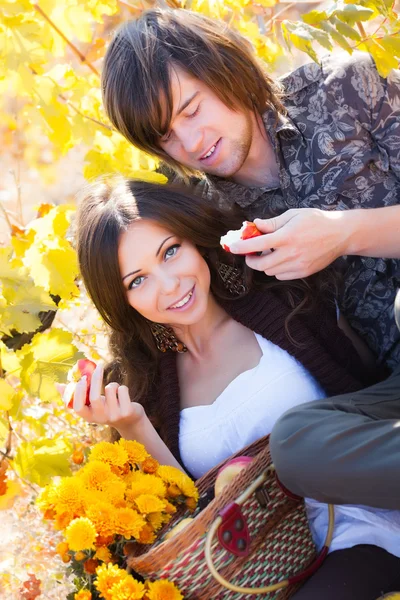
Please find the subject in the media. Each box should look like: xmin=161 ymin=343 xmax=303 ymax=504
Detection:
xmin=118 ymin=219 xmax=211 ymax=327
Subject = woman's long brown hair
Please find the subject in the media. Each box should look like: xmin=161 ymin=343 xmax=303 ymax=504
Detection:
xmin=75 ymin=178 xmax=336 ymax=421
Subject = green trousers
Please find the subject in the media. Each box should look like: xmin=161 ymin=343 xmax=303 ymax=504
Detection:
xmin=270 ymin=365 xmax=400 ymax=509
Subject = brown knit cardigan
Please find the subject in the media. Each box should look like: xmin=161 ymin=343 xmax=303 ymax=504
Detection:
xmin=149 ymin=287 xmax=368 ymax=467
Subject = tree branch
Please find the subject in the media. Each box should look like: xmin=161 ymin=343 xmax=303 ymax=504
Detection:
xmin=33 ymin=4 xmax=100 ymax=77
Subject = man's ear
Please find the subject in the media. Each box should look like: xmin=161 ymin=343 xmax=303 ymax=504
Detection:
xmin=394 ymin=289 xmax=400 ymax=332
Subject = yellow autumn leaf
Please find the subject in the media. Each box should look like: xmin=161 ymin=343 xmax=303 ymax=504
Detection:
xmin=0 ymin=342 xmax=21 ymax=378
xmin=0 ymin=379 xmax=17 ymax=411
xmin=0 ymin=479 xmax=22 ymax=510
xmin=17 ymin=328 xmax=83 ymax=403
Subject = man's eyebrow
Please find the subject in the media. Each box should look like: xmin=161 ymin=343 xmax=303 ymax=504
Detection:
xmin=121 ymin=235 xmax=175 ymax=282
xmin=177 ymin=91 xmax=199 ymax=117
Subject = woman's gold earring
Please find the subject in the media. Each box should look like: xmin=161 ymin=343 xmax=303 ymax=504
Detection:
xmin=150 ymin=323 xmax=187 ymax=353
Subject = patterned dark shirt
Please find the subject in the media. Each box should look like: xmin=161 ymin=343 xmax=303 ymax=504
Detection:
xmin=207 ymin=52 xmax=400 ymax=370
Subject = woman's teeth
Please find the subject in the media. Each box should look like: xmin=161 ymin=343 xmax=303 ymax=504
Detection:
xmin=170 ymin=290 xmax=193 ymax=309
xmin=203 ymin=144 xmax=216 ymax=159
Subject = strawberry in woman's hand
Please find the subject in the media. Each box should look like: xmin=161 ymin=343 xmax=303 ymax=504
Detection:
xmin=64 ymin=359 xmax=97 ymax=408
xmin=220 ymin=221 xmax=262 ymax=252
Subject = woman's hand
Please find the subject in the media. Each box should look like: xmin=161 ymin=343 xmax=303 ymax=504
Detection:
xmin=59 ymin=363 xmax=145 ymax=433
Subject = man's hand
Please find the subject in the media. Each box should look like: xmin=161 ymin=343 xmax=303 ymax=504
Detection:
xmin=229 ymin=208 xmax=347 ymax=280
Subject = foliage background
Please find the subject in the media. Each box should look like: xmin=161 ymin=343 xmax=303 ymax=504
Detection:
xmin=1 ymin=0 xmax=399 ymax=597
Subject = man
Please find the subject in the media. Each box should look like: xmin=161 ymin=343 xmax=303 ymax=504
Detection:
xmin=102 ymin=8 xmax=400 ymax=369
xmin=270 ymin=289 xmax=400 ymax=511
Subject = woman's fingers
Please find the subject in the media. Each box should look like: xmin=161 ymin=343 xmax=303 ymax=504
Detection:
xmin=89 ymin=362 xmax=104 ymax=404
xmin=73 ymin=376 xmax=87 ymax=411
xmin=118 ymin=385 xmax=136 ymax=418
xmin=104 ymin=382 xmax=120 ymax=422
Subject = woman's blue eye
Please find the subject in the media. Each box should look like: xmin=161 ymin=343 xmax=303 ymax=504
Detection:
xmin=165 ymin=244 xmax=180 ymax=259
xmin=128 ymin=275 xmax=145 ymax=290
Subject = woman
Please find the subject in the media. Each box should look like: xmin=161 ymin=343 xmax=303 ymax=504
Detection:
xmin=70 ymin=177 xmax=400 ymax=598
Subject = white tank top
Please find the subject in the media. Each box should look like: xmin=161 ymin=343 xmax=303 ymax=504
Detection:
xmin=179 ymin=333 xmax=400 ymax=558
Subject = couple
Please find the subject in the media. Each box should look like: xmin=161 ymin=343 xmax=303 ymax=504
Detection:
xmin=70 ymin=9 xmax=400 ymax=598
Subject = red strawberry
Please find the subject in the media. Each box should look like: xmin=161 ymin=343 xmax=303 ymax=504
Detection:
xmin=220 ymin=221 xmax=262 ymax=253
xmin=65 ymin=359 xmax=97 ymax=408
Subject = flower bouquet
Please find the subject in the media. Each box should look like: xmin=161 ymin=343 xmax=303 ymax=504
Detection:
xmin=37 ymin=439 xmax=199 ymax=600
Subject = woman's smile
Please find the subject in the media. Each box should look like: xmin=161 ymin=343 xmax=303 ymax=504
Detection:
xmin=167 ymin=286 xmax=195 ymax=311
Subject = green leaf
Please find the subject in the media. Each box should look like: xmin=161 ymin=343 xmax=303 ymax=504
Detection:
xmin=335 ymin=4 xmax=375 ymax=26
xmin=17 ymin=328 xmax=83 ymax=403
xmin=318 ymin=21 xmax=353 ymax=53
xmin=13 ymin=436 xmax=72 ymax=486
xmin=332 ymin=18 xmax=362 ymax=41
xmin=281 ymin=20 xmax=332 ymax=62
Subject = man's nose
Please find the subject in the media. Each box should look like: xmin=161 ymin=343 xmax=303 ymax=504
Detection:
xmin=179 ymin=126 xmax=203 ymax=155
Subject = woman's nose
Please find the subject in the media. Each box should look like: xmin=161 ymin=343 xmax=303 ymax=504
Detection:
xmin=160 ymin=273 xmax=180 ymax=295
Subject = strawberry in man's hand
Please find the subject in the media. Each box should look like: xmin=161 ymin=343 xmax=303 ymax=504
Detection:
xmin=220 ymin=221 xmax=262 ymax=253
xmin=63 ymin=359 xmax=97 ymax=408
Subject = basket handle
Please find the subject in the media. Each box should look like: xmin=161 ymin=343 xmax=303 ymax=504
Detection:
xmin=204 ymin=470 xmax=335 ymax=595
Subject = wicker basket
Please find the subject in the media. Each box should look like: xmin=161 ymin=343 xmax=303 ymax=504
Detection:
xmin=128 ymin=436 xmax=332 ymax=599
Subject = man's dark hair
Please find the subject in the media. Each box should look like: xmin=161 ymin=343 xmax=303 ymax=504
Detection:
xmin=101 ymin=9 xmax=285 ymax=177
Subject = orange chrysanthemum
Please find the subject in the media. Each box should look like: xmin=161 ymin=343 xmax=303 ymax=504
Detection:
xmin=74 ymin=589 xmax=92 ymax=600
xmin=95 ymin=563 xmax=129 ymax=600
xmin=145 ymin=580 xmax=183 ymax=600
xmin=94 ymin=546 xmax=113 ymax=563
xmin=134 ymin=495 xmax=166 ymax=515
xmin=65 ymin=517 xmax=97 ymax=551
xmin=109 ymin=574 xmax=145 ymax=600
xmin=86 ymin=501 xmax=115 ymax=539
xmin=137 ymin=523 xmax=156 ymax=545
xmin=114 ymin=507 xmax=146 ymax=540
xmin=89 ymin=442 xmax=129 ymax=474
xmin=117 ymin=440 xmax=149 ymax=465
xmin=142 ymin=457 xmax=159 ymax=474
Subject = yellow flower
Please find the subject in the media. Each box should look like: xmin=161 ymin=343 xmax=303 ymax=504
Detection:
xmin=74 ymin=590 xmax=92 ymax=600
xmin=74 ymin=551 xmax=86 ymax=561
xmin=142 ymin=457 xmax=159 ymax=474
xmin=56 ymin=541 xmax=69 ymax=556
xmin=54 ymin=509 xmax=75 ymax=531
xmin=137 ymin=523 xmax=156 ymax=545
xmin=134 ymin=495 xmax=166 ymax=515
xmin=89 ymin=442 xmax=129 ymax=473
xmin=36 ymin=485 xmax=55 ymax=513
xmin=78 ymin=461 xmax=126 ymax=504
xmin=94 ymin=546 xmax=113 ymax=563
xmin=54 ymin=477 xmax=87 ymax=515
xmin=157 ymin=466 xmax=199 ymax=502
xmin=145 ymin=580 xmax=183 ymax=600
xmin=109 ymin=575 xmax=145 ymax=600
xmin=125 ymin=472 xmax=166 ymax=501
xmin=65 ymin=517 xmax=97 ymax=551
xmin=118 ymin=439 xmax=149 ymax=465
xmin=114 ymin=507 xmax=146 ymax=540
xmin=86 ymin=501 xmax=116 ymax=539
xmin=147 ymin=511 xmax=170 ymax=532
xmin=95 ymin=563 xmax=129 ymax=600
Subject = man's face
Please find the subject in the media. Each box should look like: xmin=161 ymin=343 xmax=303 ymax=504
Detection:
xmin=159 ymin=65 xmax=254 ymax=179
